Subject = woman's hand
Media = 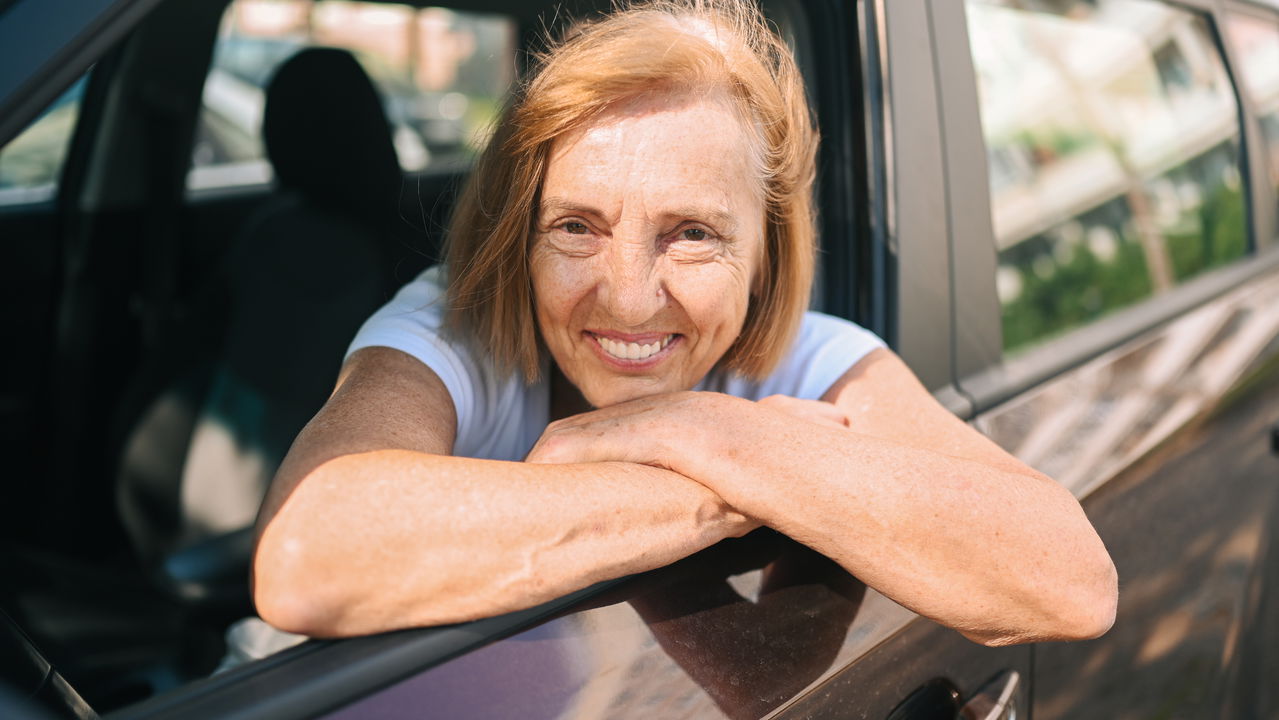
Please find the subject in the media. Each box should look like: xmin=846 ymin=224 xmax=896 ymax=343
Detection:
xmin=525 ymin=391 xmax=848 ymax=485
xmin=526 ymin=391 xmax=708 ymax=469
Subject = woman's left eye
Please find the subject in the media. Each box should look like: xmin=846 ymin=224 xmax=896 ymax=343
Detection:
xmin=679 ymin=227 xmax=709 ymax=241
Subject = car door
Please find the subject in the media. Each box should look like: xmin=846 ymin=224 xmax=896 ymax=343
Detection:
xmin=940 ymin=0 xmax=1279 ymax=717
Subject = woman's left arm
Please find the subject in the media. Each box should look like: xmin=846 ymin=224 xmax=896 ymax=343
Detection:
xmin=528 ymin=348 xmax=1117 ymax=646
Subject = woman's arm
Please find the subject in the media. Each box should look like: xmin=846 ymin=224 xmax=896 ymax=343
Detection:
xmin=252 ymin=347 xmax=753 ymax=637
xmin=527 ymin=349 xmax=1118 ymax=646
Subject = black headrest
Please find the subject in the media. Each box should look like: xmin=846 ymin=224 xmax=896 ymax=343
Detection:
xmin=263 ymin=48 xmax=401 ymax=219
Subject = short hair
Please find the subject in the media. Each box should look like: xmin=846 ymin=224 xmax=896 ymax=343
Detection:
xmin=445 ymin=0 xmax=817 ymax=383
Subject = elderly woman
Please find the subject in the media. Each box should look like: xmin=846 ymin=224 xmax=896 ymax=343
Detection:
xmin=252 ymin=0 xmax=1116 ymax=645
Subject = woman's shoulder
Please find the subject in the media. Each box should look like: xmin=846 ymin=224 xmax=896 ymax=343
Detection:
xmin=344 ymin=265 xmax=542 ymax=459
xmin=708 ymin=311 xmax=885 ymax=401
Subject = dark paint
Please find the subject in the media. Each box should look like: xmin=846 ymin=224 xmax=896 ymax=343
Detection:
xmin=978 ymin=273 xmax=1279 ymax=719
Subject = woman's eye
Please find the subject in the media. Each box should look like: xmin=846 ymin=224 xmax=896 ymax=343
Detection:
xmin=680 ymin=227 xmax=709 ymax=241
xmin=562 ymin=221 xmax=589 ymax=235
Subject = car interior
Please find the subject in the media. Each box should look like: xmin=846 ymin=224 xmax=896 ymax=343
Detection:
xmin=0 ymin=0 xmax=850 ymax=716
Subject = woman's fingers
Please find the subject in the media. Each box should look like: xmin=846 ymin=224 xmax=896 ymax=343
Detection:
xmin=526 ymin=392 xmax=706 ymax=467
xmin=757 ymin=395 xmax=850 ymax=429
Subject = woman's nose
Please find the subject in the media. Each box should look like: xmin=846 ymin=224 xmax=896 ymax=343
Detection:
xmin=600 ymin=238 xmax=665 ymax=326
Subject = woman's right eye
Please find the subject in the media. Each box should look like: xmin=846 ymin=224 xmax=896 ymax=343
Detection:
xmin=561 ymin=221 xmax=589 ymax=235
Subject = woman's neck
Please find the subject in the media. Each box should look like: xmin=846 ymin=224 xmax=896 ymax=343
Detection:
xmin=549 ymin=365 xmax=592 ymax=421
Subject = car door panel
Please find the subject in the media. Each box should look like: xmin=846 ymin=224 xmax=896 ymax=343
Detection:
xmin=972 ymin=271 xmax=1279 ymax=719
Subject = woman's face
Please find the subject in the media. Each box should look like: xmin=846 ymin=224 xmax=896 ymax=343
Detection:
xmin=531 ymin=93 xmax=766 ymax=409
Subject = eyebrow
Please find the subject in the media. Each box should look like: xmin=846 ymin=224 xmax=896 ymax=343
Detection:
xmin=538 ymin=196 xmax=740 ymax=236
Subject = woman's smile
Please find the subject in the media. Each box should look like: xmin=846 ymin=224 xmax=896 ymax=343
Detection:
xmin=586 ymin=331 xmax=680 ymax=368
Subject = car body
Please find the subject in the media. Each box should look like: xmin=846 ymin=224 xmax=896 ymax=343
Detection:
xmin=2 ymin=0 xmax=1279 ymax=718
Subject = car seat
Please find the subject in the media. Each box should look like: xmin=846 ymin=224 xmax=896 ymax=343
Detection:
xmin=115 ymin=47 xmax=405 ymax=613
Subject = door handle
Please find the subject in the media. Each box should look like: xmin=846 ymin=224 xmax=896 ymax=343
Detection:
xmin=885 ymin=670 xmax=1022 ymax=720
xmin=957 ymin=670 xmax=1021 ymax=720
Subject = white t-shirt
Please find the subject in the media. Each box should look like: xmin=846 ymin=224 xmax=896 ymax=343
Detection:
xmin=347 ymin=266 xmax=886 ymax=461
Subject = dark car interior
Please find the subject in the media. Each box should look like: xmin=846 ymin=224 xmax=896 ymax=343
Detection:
xmin=0 ymin=0 xmax=869 ymax=716
xmin=1 ymin=0 xmax=500 ymax=713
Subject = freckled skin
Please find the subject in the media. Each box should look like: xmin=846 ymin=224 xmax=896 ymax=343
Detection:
xmin=530 ymin=94 xmax=766 ymax=409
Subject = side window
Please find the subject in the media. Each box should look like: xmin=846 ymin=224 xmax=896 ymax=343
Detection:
xmin=1226 ymin=12 xmax=1279 ymax=226
xmin=187 ymin=0 xmax=516 ymax=193
xmin=0 ymin=76 xmax=87 ymax=207
xmin=965 ymin=0 xmax=1249 ymax=353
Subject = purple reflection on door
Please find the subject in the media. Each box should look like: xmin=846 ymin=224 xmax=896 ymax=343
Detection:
xmin=321 ymin=622 xmax=582 ymax=720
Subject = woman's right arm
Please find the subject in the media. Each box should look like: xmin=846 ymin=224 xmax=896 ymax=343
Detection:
xmin=251 ymin=347 xmax=751 ymax=638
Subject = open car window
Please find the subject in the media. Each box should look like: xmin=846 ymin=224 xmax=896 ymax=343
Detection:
xmin=187 ymin=0 xmax=516 ymax=193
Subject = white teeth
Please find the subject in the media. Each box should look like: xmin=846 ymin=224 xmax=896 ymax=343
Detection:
xmin=595 ymin=334 xmax=674 ymax=361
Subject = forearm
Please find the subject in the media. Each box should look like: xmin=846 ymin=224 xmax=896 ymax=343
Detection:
xmin=687 ymin=402 xmax=1116 ymax=645
xmin=254 ymin=450 xmax=746 ymax=637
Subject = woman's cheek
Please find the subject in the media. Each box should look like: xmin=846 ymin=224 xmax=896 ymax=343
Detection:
xmin=669 ymin=255 xmax=754 ymax=320
xmin=532 ymin=252 xmax=599 ymax=328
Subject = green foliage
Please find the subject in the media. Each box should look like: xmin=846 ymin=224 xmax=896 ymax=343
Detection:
xmin=1165 ymin=183 xmax=1247 ymax=281
xmin=999 ymin=181 xmax=1248 ymax=354
xmin=1001 ymin=233 xmax=1152 ymax=352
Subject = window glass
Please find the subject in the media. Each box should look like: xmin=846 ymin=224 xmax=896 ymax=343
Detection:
xmin=188 ymin=0 xmax=515 ymax=192
xmin=1226 ymin=12 xmax=1279 ymax=226
xmin=966 ymin=0 xmax=1249 ymax=353
xmin=0 ymin=76 xmax=87 ymax=207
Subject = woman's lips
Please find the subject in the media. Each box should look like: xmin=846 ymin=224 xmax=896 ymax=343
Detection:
xmin=586 ymin=331 xmax=679 ymax=365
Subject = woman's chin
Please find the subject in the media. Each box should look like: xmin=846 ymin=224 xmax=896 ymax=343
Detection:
xmin=580 ymin=377 xmax=682 ymax=409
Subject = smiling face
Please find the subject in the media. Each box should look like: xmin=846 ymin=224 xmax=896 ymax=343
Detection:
xmin=530 ymin=92 xmax=767 ymax=409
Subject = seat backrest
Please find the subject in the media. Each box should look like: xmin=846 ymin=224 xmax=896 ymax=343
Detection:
xmin=116 ymin=48 xmax=405 ymax=587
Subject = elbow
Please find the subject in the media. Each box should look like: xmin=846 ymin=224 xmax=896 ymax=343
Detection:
xmin=1054 ymin=553 xmax=1119 ymax=642
xmin=1030 ymin=553 xmax=1120 ymax=645
xmin=968 ymin=551 xmax=1118 ymax=648
xmin=252 ymin=526 xmax=348 ymax=638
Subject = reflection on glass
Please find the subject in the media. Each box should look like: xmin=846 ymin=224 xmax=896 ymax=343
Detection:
xmin=0 ymin=76 xmax=87 ymax=206
xmin=1226 ymin=13 xmax=1279 ymax=227
xmin=966 ymin=0 xmax=1249 ymax=352
xmin=188 ymin=0 xmax=515 ymax=190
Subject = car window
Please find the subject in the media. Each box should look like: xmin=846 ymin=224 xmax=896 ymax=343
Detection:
xmin=1226 ymin=11 xmax=1279 ymax=228
xmin=965 ymin=0 xmax=1249 ymax=354
xmin=0 ymin=75 xmax=87 ymax=207
xmin=187 ymin=0 xmax=515 ymax=193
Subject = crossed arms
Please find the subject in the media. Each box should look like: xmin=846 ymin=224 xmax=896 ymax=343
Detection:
xmin=252 ymin=345 xmax=1117 ymax=645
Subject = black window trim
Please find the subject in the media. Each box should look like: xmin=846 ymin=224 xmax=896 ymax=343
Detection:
xmin=0 ymin=0 xmax=165 ymax=148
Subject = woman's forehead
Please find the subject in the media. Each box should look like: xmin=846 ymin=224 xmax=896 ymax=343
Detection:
xmin=543 ymin=93 xmax=765 ymax=206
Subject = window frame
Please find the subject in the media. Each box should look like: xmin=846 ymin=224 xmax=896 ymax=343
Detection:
xmin=1223 ymin=0 xmax=1279 ymax=248
xmin=941 ymin=0 xmax=1279 ymax=413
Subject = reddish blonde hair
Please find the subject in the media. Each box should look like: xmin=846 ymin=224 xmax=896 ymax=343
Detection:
xmin=445 ymin=0 xmax=817 ymax=382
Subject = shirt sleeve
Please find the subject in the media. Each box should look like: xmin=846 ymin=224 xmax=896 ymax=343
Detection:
xmin=749 ymin=312 xmax=887 ymax=400
xmin=344 ymin=265 xmax=481 ymax=443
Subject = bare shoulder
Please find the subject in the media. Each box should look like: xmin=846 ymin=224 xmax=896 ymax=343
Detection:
xmin=821 ymin=348 xmax=1044 ymax=477
xmin=313 ymin=346 xmax=458 ymax=457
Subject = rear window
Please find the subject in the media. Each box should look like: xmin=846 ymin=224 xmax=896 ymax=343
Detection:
xmin=0 ymin=76 xmax=86 ymax=206
xmin=187 ymin=0 xmax=516 ymax=193
xmin=965 ymin=0 xmax=1250 ymax=353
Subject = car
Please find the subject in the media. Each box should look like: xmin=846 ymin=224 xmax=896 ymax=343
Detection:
xmin=2 ymin=0 xmax=1278 ymax=718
